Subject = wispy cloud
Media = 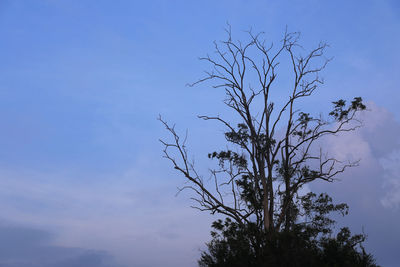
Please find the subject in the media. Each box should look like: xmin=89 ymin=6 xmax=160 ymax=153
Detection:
xmin=0 ymin=160 xmax=212 ymax=267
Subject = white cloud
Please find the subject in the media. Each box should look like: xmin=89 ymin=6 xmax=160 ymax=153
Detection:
xmin=317 ymin=102 xmax=400 ymax=209
xmin=380 ymin=152 xmax=400 ymax=209
xmin=381 ymin=178 xmax=400 ymax=209
xmin=310 ymin=101 xmax=400 ymax=266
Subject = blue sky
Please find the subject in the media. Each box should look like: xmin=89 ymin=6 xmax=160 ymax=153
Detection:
xmin=0 ymin=0 xmax=399 ymax=266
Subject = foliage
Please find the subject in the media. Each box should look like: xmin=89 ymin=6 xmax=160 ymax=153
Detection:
xmin=199 ymin=191 xmax=378 ymax=266
xmin=199 ymin=217 xmax=378 ymax=267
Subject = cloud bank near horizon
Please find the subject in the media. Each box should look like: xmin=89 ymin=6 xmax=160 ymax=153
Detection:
xmin=0 ymin=102 xmax=398 ymax=266
xmin=0 ymin=223 xmax=124 ymax=267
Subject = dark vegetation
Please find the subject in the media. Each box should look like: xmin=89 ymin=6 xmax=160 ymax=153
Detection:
xmin=160 ymin=26 xmax=378 ymax=266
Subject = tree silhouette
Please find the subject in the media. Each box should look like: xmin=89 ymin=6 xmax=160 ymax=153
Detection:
xmin=160 ymin=27 xmax=377 ymax=266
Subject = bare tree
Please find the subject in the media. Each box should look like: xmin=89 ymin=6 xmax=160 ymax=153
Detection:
xmin=159 ymin=27 xmax=366 ymax=235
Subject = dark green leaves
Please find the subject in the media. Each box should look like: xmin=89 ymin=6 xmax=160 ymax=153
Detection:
xmin=224 ymin=123 xmax=249 ymax=147
xmin=329 ymin=97 xmax=366 ymax=121
xmin=208 ymin=150 xmax=247 ymax=169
